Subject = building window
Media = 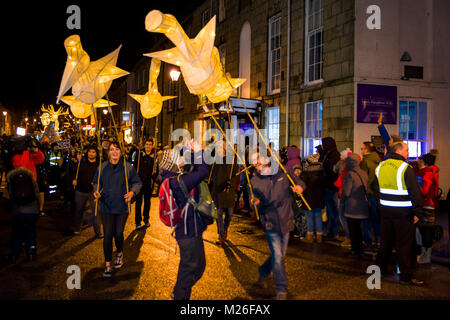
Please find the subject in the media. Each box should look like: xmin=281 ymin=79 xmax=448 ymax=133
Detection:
xmin=219 ymin=0 xmax=226 ymax=22
xmin=305 ymin=0 xmax=323 ymax=84
xmin=399 ymin=100 xmax=429 ymax=159
xmin=304 ymin=101 xmax=323 ymax=157
xmin=266 ymin=106 xmax=280 ymax=151
xmin=268 ymin=13 xmax=281 ymax=94
xmin=202 ymin=8 xmax=211 ymax=27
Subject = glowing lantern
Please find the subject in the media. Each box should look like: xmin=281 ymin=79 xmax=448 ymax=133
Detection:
xmin=144 ymin=10 xmax=245 ymax=103
xmin=56 ymin=35 xmax=129 ymax=105
xmin=60 ymin=96 xmax=118 ymax=119
xmin=41 ymin=105 xmax=69 ymax=132
xmin=128 ymin=59 xmax=176 ymax=119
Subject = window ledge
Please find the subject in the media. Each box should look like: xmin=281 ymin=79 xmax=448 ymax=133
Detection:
xmin=301 ymin=79 xmax=324 ymax=89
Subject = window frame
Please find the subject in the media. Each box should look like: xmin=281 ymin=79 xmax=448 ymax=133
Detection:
xmin=265 ymin=106 xmax=280 ymax=151
xmin=398 ymin=99 xmax=432 ymax=160
xmin=304 ymin=0 xmax=324 ymax=86
xmin=202 ymin=8 xmax=211 ymax=27
xmin=267 ymin=13 xmax=282 ymax=95
xmin=303 ymin=100 xmax=323 ymax=157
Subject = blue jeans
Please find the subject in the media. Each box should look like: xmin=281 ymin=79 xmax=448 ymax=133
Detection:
xmin=324 ymin=189 xmax=339 ymax=238
xmin=306 ymin=208 xmax=323 ymax=233
xmin=362 ymin=196 xmax=381 ymax=246
xmin=259 ymin=232 xmax=290 ymax=294
xmin=216 ymin=208 xmax=233 ymax=238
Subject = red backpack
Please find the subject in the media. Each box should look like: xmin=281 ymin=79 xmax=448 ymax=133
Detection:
xmin=159 ymin=176 xmax=194 ymax=227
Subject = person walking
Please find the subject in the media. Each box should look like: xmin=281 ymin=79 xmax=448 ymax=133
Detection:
xmin=251 ymin=151 xmax=306 ymax=300
xmin=71 ymin=145 xmax=103 ymax=238
xmin=416 ymin=152 xmax=439 ymax=264
xmin=300 ymin=153 xmax=326 ymax=243
xmin=210 ymin=141 xmax=238 ymax=245
xmin=157 ymin=141 xmax=210 ymax=300
xmin=360 ymin=141 xmax=382 ymax=250
xmin=374 ymin=142 xmax=424 ymax=286
xmin=133 ymin=138 xmax=157 ymax=229
xmin=341 ymin=153 xmax=369 ymax=258
xmin=93 ymin=141 xmax=142 ymax=278
xmin=46 ymin=142 xmax=64 ymax=197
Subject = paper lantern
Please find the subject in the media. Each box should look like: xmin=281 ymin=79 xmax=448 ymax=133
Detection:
xmin=60 ymin=96 xmax=118 ymax=119
xmin=144 ymin=10 xmax=245 ymax=103
xmin=128 ymin=59 xmax=176 ymax=119
xmin=56 ymin=35 xmax=129 ymax=105
xmin=41 ymin=105 xmax=68 ymax=132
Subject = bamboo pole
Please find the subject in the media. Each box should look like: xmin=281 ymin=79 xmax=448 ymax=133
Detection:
xmin=90 ymin=105 xmax=102 ymax=217
xmin=224 ymin=76 xmax=311 ymax=210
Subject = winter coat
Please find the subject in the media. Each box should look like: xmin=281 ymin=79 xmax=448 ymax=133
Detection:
xmin=209 ymin=157 xmax=239 ymax=209
xmin=360 ymin=151 xmax=381 ymax=195
xmin=93 ymin=157 xmax=142 ymax=215
xmin=160 ymin=151 xmax=210 ymax=240
xmin=6 ymin=167 xmax=40 ymax=216
xmin=300 ymin=164 xmax=326 ymax=209
xmin=133 ymin=150 xmax=157 ymax=191
xmin=71 ymin=157 xmax=99 ymax=193
xmin=341 ymin=154 xmax=369 ymax=219
xmin=416 ymin=165 xmax=439 ymax=209
xmin=286 ymin=146 xmax=301 ymax=171
xmin=320 ymin=137 xmax=340 ymax=190
xmin=12 ymin=149 xmax=45 ymax=181
xmin=251 ymin=168 xmax=306 ymax=235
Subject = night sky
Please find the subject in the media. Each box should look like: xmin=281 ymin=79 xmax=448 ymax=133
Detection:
xmin=0 ymin=0 xmax=202 ymax=112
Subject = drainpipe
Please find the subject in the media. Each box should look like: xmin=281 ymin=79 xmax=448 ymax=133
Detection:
xmin=286 ymin=0 xmax=291 ymax=147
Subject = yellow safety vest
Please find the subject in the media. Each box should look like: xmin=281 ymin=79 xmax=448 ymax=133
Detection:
xmin=375 ymin=159 xmax=412 ymax=208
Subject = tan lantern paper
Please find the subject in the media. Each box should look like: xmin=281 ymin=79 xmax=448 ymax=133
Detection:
xmin=60 ymin=96 xmax=118 ymax=119
xmin=128 ymin=59 xmax=176 ymax=119
xmin=144 ymin=10 xmax=245 ymax=103
xmin=56 ymin=35 xmax=129 ymax=105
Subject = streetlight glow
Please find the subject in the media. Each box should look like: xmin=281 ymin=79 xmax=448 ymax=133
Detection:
xmin=170 ymin=69 xmax=181 ymax=82
xmin=103 ymin=109 xmax=108 ymax=115
xmin=2 ymin=111 xmax=6 ymax=116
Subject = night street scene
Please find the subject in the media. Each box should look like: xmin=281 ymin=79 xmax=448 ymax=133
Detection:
xmin=0 ymin=0 xmax=449 ymax=315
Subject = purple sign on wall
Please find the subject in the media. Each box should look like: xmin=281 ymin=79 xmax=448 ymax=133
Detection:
xmin=357 ymin=84 xmax=397 ymax=124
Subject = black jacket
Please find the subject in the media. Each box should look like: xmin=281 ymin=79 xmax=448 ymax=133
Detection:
xmin=71 ymin=158 xmax=99 ymax=193
xmin=300 ymin=166 xmax=326 ymax=209
xmin=373 ymin=153 xmax=423 ymax=217
xmin=133 ymin=149 xmax=157 ymax=190
xmin=320 ymin=137 xmax=340 ymax=190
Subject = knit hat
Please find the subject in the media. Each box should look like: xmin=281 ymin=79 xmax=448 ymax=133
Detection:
xmin=157 ymin=149 xmax=180 ymax=172
xmin=390 ymin=134 xmax=403 ymax=142
xmin=340 ymin=148 xmax=352 ymax=159
xmin=420 ymin=153 xmax=436 ymax=166
xmin=306 ymin=153 xmax=320 ymax=164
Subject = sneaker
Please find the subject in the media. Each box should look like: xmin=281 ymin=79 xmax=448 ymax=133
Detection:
xmin=276 ymin=292 xmax=288 ymax=300
xmin=104 ymin=265 xmax=112 ymax=278
xmin=114 ymin=254 xmax=124 ymax=269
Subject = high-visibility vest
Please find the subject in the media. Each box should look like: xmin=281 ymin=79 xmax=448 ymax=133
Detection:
xmin=375 ymin=159 xmax=412 ymax=208
xmin=49 ymin=151 xmax=62 ymax=167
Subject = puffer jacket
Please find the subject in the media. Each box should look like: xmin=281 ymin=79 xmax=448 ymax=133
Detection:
xmin=416 ymin=165 xmax=440 ymax=209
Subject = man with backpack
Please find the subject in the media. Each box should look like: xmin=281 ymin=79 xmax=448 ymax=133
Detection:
xmin=157 ymin=141 xmax=210 ymax=300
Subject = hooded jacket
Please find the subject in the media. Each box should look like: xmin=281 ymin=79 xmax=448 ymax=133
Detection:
xmin=360 ymin=151 xmax=381 ymax=195
xmin=320 ymin=137 xmax=340 ymax=190
xmin=160 ymin=151 xmax=210 ymax=240
xmin=12 ymin=149 xmax=45 ymax=181
xmin=286 ymin=146 xmax=301 ymax=171
xmin=209 ymin=157 xmax=239 ymax=209
xmin=341 ymin=154 xmax=369 ymax=219
xmin=416 ymin=165 xmax=439 ymax=209
xmin=251 ymin=168 xmax=306 ymax=235
xmin=300 ymin=163 xmax=326 ymax=209
xmin=93 ymin=157 xmax=142 ymax=214
xmin=7 ymin=167 xmax=40 ymax=216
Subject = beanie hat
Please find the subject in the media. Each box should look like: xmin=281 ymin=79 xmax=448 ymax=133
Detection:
xmin=340 ymin=148 xmax=352 ymax=159
xmin=306 ymin=153 xmax=320 ymax=164
xmin=158 ymin=149 xmax=180 ymax=172
xmin=420 ymin=153 xmax=436 ymax=166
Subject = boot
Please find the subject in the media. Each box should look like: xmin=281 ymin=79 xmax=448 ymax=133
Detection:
xmin=316 ymin=233 xmax=323 ymax=244
xmin=302 ymin=232 xmax=314 ymax=243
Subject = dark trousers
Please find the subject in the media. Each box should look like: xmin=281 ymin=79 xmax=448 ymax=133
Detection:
xmin=347 ymin=217 xmax=364 ymax=255
xmin=135 ymin=187 xmax=151 ymax=226
xmin=378 ymin=213 xmax=417 ymax=282
xmin=216 ymin=208 xmax=233 ymax=238
xmin=73 ymin=191 xmax=102 ymax=235
xmin=11 ymin=214 xmax=38 ymax=257
xmin=173 ymin=236 xmax=206 ymax=300
xmin=101 ymin=212 xmax=129 ymax=262
xmin=418 ymin=226 xmax=434 ymax=248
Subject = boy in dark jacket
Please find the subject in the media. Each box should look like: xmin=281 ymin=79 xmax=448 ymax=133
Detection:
xmin=157 ymin=141 xmax=210 ymax=300
xmin=7 ymin=167 xmax=40 ymax=261
xmin=251 ymin=152 xmax=305 ymax=300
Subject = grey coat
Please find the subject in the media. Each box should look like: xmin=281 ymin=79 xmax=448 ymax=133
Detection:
xmin=342 ymin=154 xmax=369 ymax=219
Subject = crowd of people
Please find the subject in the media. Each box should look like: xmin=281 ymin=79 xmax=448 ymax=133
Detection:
xmin=0 ymin=112 xmax=443 ymax=299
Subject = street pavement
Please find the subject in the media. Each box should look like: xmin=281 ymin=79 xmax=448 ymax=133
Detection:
xmin=0 ymin=188 xmax=449 ymax=300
